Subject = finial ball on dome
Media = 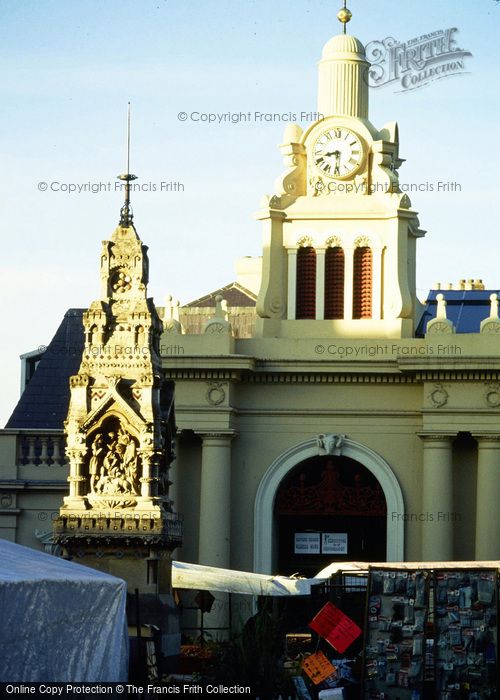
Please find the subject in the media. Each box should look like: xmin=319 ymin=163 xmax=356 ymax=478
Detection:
xmin=337 ymin=7 xmax=352 ymax=25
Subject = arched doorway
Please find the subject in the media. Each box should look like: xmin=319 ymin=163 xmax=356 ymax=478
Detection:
xmin=275 ymin=455 xmax=387 ymax=576
xmin=254 ymin=436 xmax=404 ymax=574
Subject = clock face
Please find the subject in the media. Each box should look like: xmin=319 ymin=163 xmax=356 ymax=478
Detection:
xmin=313 ymin=127 xmax=363 ymax=179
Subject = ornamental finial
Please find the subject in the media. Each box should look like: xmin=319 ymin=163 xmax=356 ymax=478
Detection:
xmin=337 ymin=1 xmax=352 ymax=34
xmin=117 ymin=102 xmax=138 ymax=227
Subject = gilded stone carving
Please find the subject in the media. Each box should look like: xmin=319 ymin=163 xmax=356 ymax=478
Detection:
xmin=325 ymin=236 xmax=342 ymax=248
xmin=297 ymin=235 xmax=313 ymax=248
xmin=57 ymin=211 xmax=174 ymax=519
xmin=354 ymin=235 xmax=371 ymax=248
xmin=94 ymin=428 xmax=138 ymax=496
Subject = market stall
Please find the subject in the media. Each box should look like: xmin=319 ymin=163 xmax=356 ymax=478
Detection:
xmin=0 ymin=539 xmax=128 ymax=682
xmin=172 ymin=560 xmax=500 ymax=699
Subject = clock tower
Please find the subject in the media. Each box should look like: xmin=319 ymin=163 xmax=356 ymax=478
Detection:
xmin=256 ymin=5 xmax=425 ymax=338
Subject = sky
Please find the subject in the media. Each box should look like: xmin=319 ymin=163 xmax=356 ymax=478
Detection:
xmin=1 ymin=0 xmax=499 ymax=425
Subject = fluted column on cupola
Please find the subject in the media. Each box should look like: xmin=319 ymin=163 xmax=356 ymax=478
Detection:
xmin=317 ymin=4 xmax=370 ymax=118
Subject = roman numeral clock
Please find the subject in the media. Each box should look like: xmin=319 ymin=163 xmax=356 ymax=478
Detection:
xmin=312 ymin=125 xmax=364 ymax=180
xmin=256 ymin=6 xmax=425 ymax=335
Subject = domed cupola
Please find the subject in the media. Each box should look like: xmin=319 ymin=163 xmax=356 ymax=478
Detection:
xmin=318 ymin=3 xmax=370 ymax=118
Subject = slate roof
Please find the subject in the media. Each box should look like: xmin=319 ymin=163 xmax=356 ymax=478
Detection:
xmin=416 ymin=290 xmax=500 ymax=336
xmin=5 ymin=308 xmax=176 ymax=432
xmin=5 ymin=309 xmax=85 ymax=430
xmin=184 ymin=282 xmax=256 ymax=308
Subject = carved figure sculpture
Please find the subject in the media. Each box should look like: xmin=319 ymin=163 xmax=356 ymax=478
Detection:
xmin=89 ymin=433 xmax=106 ymax=493
xmin=93 ymin=426 xmax=139 ymax=496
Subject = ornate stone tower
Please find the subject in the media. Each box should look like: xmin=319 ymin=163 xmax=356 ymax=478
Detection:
xmin=53 ymin=122 xmax=182 ymax=594
xmin=256 ymin=4 xmax=425 ymax=338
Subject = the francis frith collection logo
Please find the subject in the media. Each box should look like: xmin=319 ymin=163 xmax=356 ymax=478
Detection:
xmin=365 ymin=28 xmax=472 ymax=92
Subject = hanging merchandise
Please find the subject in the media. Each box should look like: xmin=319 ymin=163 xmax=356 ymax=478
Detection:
xmin=309 ymin=601 xmax=363 ymax=654
xmin=302 ymin=650 xmax=337 ymax=685
xmin=362 ymin=568 xmax=430 ymax=699
xmin=433 ymin=568 xmax=498 ymax=699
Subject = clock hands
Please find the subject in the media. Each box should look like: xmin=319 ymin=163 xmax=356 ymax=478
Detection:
xmin=314 ymin=128 xmax=362 ymax=178
xmin=334 ymin=151 xmax=341 ymax=175
xmin=321 ymin=149 xmax=342 ymax=175
xmin=324 ymin=149 xmax=342 ymax=159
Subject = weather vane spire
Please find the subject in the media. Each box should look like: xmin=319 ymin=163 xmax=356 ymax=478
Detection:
xmin=118 ymin=102 xmax=138 ymax=227
xmin=337 ymin=1 xmax=352 ymax=34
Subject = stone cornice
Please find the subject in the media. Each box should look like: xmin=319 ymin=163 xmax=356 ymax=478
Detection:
xmin=163 ymin=355 xmax=500 ymax=385
xmin=165 ymin=369 xmax=246 ymax=381
xmin=243 ymin=372 xmax=415 ymax=384
xmin=423 ymin=407 xmax=500 ymax=415
xmin=397 ymin=356 xmax=500 ymax=372
xmin=474 ymin=434 xmax=500 ymax=443
xmin=0 ymin=479 xmax=68 ymax=490
xmin=162 ymin=355 xmax=255 ymax=370
xmin=177 ymin=407 xmax=419 ymax=419
xmin=276 ymin=209 xmax=414 ymax=222
xmin=194 ymin=430 xmax=238 ymax=441
xmin=0 ymin=429 xmax=65 ymax=436
xmin=414 ymin=370 xmax=500 ymax=382
xmin=417 ymin=433 xmax=456 ymax=442
xmin=419 ymin=433 xmax=500 ymax=443
xmin=166 ymin=367 xmax=500 ymax=384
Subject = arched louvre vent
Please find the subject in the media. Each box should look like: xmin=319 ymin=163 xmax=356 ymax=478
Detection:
xmin=353 ymin=246 xmax=372 ymax=319
xmin=296 ymin=247 xmax=316 ymax=319
xmin=324 ymin=247 xmax=345 ymax=319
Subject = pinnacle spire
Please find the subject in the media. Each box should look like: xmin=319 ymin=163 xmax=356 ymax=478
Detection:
xmin=118 ymin=102 xmax=137 ymax=227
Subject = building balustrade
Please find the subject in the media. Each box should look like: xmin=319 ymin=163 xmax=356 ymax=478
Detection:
xmin=14 ymin=431 xmax=68 ymax=467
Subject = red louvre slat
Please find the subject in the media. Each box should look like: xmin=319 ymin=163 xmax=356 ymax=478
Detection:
xmin=353 ymin=247 xmax=372 ymax=319
xmin=324 ymin=247 xmax=345 ymax=319
xmin=296 ymin=247 xmax=316 ymax=319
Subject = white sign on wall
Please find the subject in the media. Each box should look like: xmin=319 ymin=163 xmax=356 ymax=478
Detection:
xmin=294 ymin=532 xmax=321 ymax=554
xmin=322 ymin=533 xmax=348 ymax=554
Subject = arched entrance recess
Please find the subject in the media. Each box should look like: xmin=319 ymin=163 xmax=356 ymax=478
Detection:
xmin=254 ymin=435 xmax=405 ymax=574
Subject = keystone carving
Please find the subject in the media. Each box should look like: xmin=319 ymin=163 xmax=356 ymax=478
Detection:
xmin=317 ymin=433 xmax=346 ymax=456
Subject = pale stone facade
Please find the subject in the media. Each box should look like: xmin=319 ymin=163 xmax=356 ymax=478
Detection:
xmin=1 ymin=19 xmax=500 ymax=637
xmin=149 ymin=28 xmax=500 ymax=633
xmin=257 ymin=31 xmax=424 ymax=340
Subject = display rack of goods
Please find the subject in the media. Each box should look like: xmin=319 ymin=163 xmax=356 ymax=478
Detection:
xmin=434 ymin=569 xmax=498 ymax=699
xmin=362 ymin=568 xmax=430 ymax=700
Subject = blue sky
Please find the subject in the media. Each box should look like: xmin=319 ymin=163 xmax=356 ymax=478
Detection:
xmin=1 ymin=0 xmax=499 ymax=424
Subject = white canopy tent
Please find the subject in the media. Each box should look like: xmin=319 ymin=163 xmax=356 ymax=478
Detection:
xmin=316 ymin=560 xmax=500 ymax=577
xmin=0 ymin=539 xmax=128 ymax=682
xmin=172 ymin=560 xmax=500 ymax=596
xmin=172 ymin=560 xmax=318 ymax=596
